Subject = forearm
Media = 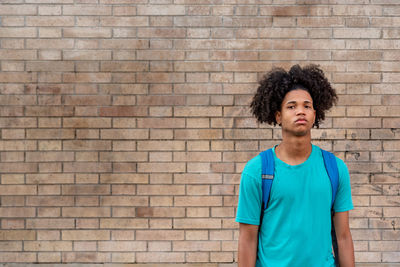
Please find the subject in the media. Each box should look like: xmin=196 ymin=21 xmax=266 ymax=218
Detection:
xmin=337 ymin=235 xmax=355 ymax=267
xmin=238 ymin=232 xmax=258 ymax=267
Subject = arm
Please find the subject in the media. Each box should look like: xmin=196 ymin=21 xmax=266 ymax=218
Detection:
xmin=238 ymin=223 xmax=258 ymax=267
xmin=333 ymin=211 xmax=355 ymax=267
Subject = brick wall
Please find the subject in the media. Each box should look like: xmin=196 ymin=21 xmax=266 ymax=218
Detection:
xmin=0 ymin=0 xmax=399 ymax=265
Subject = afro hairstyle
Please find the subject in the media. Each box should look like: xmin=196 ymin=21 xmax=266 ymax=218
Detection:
xmin=250 ymin=64 xmax=337 ymax=128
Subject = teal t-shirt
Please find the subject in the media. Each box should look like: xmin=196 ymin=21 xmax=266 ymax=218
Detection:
xmin=236 ymin=145 xmax=353 ymax=267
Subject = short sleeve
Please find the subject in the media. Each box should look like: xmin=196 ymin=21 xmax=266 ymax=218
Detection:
xmin=235 ymin=156 xmax=262 ymax=225
xmin=333 ymin=158 xmax=354 ymax=213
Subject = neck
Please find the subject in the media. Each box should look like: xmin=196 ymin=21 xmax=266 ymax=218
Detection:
xmin=275 ymin=132 xmax=312 ymax=164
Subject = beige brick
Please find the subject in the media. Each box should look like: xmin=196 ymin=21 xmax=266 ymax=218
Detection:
xmin=62 ymin=252 xmax=110 ymax=263
xmin=38 ymin=252 xmax=61 ymax=263
xmin=101 ymin=16 xmax=148 ymax=26
xmin=173 ymin=241 xmax=220 ymax=252
xmin=174 ymin=218 xmax=221 ymax=229
xmin=136 ymin=252 xmax=185 ymax=263
xmin=62 ymin=230 xmax=110 ymax=241
xmin=100 ymin=173 xmax=148 ymax=184
xmin=372 ymin=106 xmax=400 ymax=117
xmin=24 ymin=241 xmax=72 ymax=251
xmin=175 ymin=196 xmax=222 ymax=207
xmin=27 ymin=219 xmax=74 ymax=229
xmin=62 ymin=207 xmax=110 ymax=217
xmin=100 ymin=219 xmax=148 ymax=229
xmin=138 ymin=163 xmax=185 ymax=173
xmin=0 ymin=185 xmax=37 ymax=195
xmin=111 ymin=252 xmax=135 ymax=262
xmin=101 ymin=196 xmax=148 ymax=206
xmin=27 ymin=16 xmax=74 ymax=26
xmin=0 ymin=252 xmax=36 ymax=263
xmin=0 ymin=241 xmax=22 ymax=252
xmin=0 ymin=208 xmax=35 ymax=218
xmin=63 ymin=5 xmax=111 ymax=15
xmin=98 ymin=241 xmax=146 ymax=251
xmin=174 ymin=173 xmax=222 ymax=184
xmin=37 ymin=230 xmax=60 ymax=241
xmin=26 ymin=196 xmax=73 ymax=206
xmin=137 ymin=185 xmax=185 ymax=195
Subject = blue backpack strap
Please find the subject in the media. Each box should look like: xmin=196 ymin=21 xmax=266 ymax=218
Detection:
xmin=260 ymin=148 xmax=275 ymax=210
xmin=321 ymin=149 xmax=339 ymax=208
xmin=321 ymin=149 xmax=340 ymax=266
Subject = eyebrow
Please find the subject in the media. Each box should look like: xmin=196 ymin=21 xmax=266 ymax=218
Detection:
xmin=285 ymin=100 xmax=313 ymax=105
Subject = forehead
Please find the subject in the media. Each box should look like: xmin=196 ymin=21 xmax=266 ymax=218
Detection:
xmin=283 ymin=89 xmax=313 ymax=103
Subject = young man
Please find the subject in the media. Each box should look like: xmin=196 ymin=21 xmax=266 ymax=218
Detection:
xmin=236 ymin=65 xmax=355 ymax=267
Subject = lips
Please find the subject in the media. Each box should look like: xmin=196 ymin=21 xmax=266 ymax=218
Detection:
xmin=295 ymin=118 xmax=307 ymax=123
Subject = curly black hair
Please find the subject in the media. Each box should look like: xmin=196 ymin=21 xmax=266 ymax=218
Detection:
xmin=250 ymin=64 xmax=337 ymax=128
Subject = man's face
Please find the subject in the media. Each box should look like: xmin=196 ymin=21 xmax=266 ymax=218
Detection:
xmin=275 ymin=89 xmax=316 ymax=137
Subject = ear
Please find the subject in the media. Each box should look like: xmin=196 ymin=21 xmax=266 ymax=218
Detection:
xmin=312 ymin=109 xmax=316 ymax=124
xmin=275 ymin=111 xmax=281 ymax=126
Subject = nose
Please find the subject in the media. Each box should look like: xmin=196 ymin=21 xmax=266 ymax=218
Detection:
xmin=296 ymin=106 xmax=306 ymax=115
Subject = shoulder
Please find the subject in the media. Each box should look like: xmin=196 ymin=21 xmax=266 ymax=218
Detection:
xmin=314 ymin=145 xmax=350 ymax=180
xmin=241 ymin=153 xmax=263 ymax=182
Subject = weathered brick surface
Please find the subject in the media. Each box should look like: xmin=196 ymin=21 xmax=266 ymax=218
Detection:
xmin=0 ymin=1 xmax=398 ymax=265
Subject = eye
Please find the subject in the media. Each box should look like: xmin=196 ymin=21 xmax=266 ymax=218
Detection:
xmin=287 ymin=105 xmax=295 ymax=109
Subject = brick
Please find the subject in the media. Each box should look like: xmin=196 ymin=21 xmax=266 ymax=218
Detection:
xmin=137 ymin=72 xmax=184 ymax=83
xmin=63 ymin=5 xmax=111 ymax=15
xmin=101 ymin=196 xmax=148 ymax=206
xmin=174 ymin=84 xmax=222 ymax=94
xmin=174 ymin=107 xmax=222 ymax=117
xmin=98 ymin=241 xmax=146 ymax=251
xmin=137 ymin=185 xmax=185 ymax=195
xmin=24 ymin=241 xmax=72 ymax=251
xmin=137 ymin=162 xmax=185 ymax=173
xmin=101 ymin=61 xmax=148 ymax=72
xmin=62 ymin=230 xmax=110 ymax=240
xmin=174 ymin=218 xmax=222 ymax=229
xmin=100 ymin=173 xmax=148 ymax=184
xmin=0 ymin=140 xmax=36 ymax=150
xmin=0 ymin=208 xmax=35 ymax=218
xmin=0 ymin=252 xmax=36 ymax=263
xmin=100 ymin=219 xmax=148 ymax=229
xmin=113 ymin=6 xmax=136 ymax=15
xmin=174 ymin=173 xmax=222 ymax=184
xmin=0 ymin=5 xmax=37 ymax=15
xmin=62 ymin=252 xmax=110 ymax=263
xmin=100 ymin=152 xmax=147 ymax=162
xmin=63 ymin=28 xmax=111 ymax=38
xmin=0 ymin=27 xmax=36 ymax=38
xmin=0 ymin=241 xmax=22 ymax=252
xmin=101 ymin=16 xmax=148 ymax=26
xmin=175 ymin=196 xmax=222 ymax=207
xmin=333 ymin=118 xmax=381 ymax=129
xmin=63 ymin=73 xmax=112 ymax=83
xmin=372 ymin=106 xmax=400 ymax=117
xmin=137 ymin=5 xmax=185 ymax=15
xmin=26 ymin=196 xmax=73 ymax=206
xmin=173 ymin=241 xmax=220 ymax=252
xmin=63 ymin=50 xmax=111 ymax=60
xmin=186 ymin=141 xmax=209 ymax=152
xmin=63 ymin=140 xmax=111 ymax=151
xmin=259 ymin=5 xmax=308 ymax=16
xmin=0 ymin=185 xmax=37 ymax=195
xmin=148 ymin=241 xmax=171 ymax=252
xmin=27 ymin=16 xmax=74 ymax=26
xmin=62 ymin=207 xmax=110 ymax=217
xmin=136 ymin=252 xmax=185 ymax=263
xmin=334 ymin=28 xmax=381 ymax=38
xmin=27 ymin=219 xmax=74 ymax=229
xmin=136 ymin=207 xmax=185 ymax=218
